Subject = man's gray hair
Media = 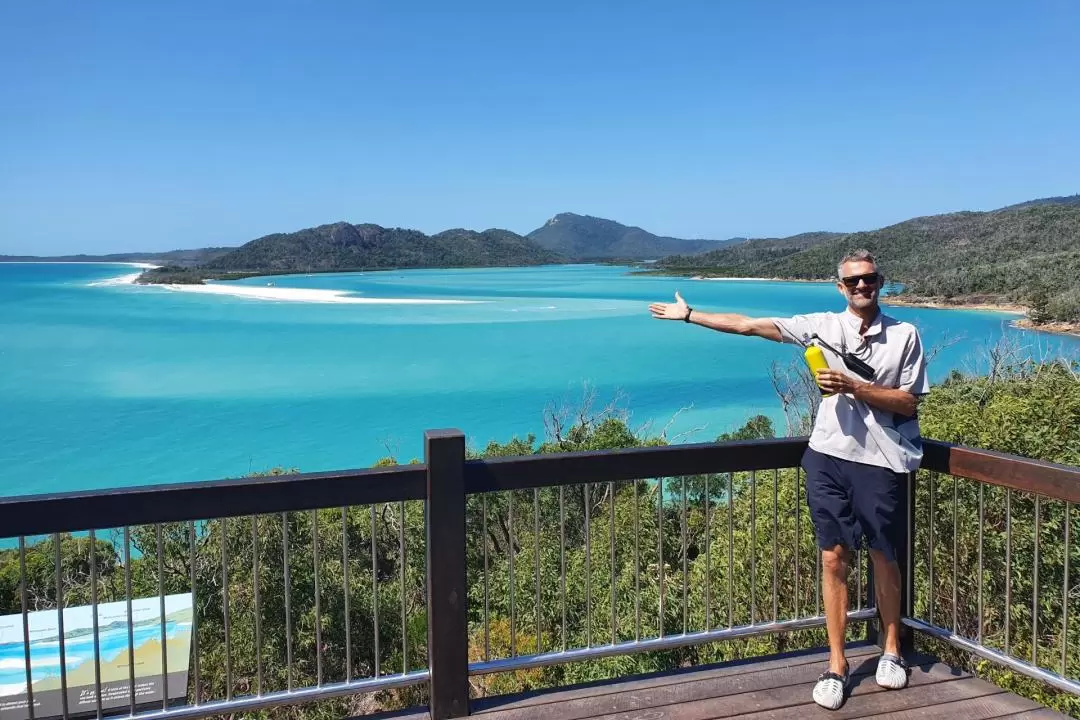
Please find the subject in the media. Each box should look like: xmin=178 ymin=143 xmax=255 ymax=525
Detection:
xmin=837 ymin=249 xmax=878 ymax=279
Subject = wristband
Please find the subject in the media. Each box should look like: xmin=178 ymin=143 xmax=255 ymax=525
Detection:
xmin=684 ymin=306 xmax=694 ymax=323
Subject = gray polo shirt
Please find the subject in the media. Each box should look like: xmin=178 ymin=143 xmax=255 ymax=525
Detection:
xmin=771 ymin=309 xmax=930 ymax=473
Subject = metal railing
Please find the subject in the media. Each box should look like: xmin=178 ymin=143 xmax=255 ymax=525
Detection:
xmin=1 ymin=433 xmax=1077 ymax=720
xmin=908 ymin=442 xmax=1080 ymax=697
xmin=0 ymin=466 xmax=430 ymax=720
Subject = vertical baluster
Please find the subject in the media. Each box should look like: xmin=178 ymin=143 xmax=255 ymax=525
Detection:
xmin=750 ymin=470 xmax=757 ymax=624
xmin=89 ymin=530 xmax=103 ymax=719
xmin=342 ymin=508 xmax=352 ymax=683
xmin=815 ymin=541 xmax=821 ymax=617
xmin=216 ymin=520 xmax=225 ymax=703
xmin=188 ymin=523 xmax=198 ymax=705
xmin=158 ymin=524 xmax=169 ymax=708
xmin=400 ymin=501 xmax=407 ymax=674
xmin=253 ymin=517 xmax=263 ymax=694
xmin=537 ymin=489 xmax=543 ymax=654
xmin=312 ymin=510 xmax=323 ymax=686
xmin=928 ymin=473 xmax=935 ymax=626
xmin=370 ymin=505 xmax=379 ymax=677
xmin=952 ymin=476 xmax=958 ymax=634
xmin=18 ymin=538 xmax=35 ymax=720
xmin=977 ymin=483 xmax=984 ymax=645
xmin=658 ymin=478 xmax=665 ymax=637
xmin=284 ymin=513 xmax=294 ymax=689
xmin=53 ymin=534 xmax=69 ymax=719
xmin=795 ymin=467 xmax=801 ymax=619
xmin=633 ymin=480 xmax=641 ymax=641
xmin=510 ymin=491 xmax=517 ymax=655
xmin=681 ymin=477 xmax=688 ymax=634
xmin=1033 ymin=495 xmax=1041 ymax=667
xmin=129 ymin=527 xmax=139 ymax=710
xmin=1005 ymin=489 xmax=1012 ymax=657
xmin=559 ymin=486 xmax=567 ymax=652
xmin=705 ymin=475 xmax=711 ymax=631
xmin=856 ymin=550 xmax=863 ymax=611
xmin=609 ymin=481 xmax=616 ymax=645
xmin=772 ymin=469 xmax=779 ymax=622
xmin=482 ymin=495 xmax=490 ymax=661
xmin=727 ymin=472 xmax=733 ymax=628
xmin=584 ymin=484 xmax=590 ymax=647
xmin=1062 ymin=502 xmax=1070 ymax=676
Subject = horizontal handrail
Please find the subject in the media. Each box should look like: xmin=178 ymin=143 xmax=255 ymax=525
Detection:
xmin=463 ymin=437 xmax=810 ymax=493
xmin=922 ymin=439 xmax=1080 ymax=503
xmin=0 ymin=464 xmax=426 ymax=538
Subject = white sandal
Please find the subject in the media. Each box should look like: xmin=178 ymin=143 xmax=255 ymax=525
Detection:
xmin=812 ymin=666 xmax=849 ymax=710
xmin=876 ymin=653 xmax=908 ymax=689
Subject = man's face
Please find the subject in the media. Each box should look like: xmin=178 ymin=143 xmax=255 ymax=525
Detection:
xmin=836 ymin=260 xmax=881 ymax=312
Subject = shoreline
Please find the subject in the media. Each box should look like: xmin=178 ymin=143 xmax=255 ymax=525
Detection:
xmin=1010 ymin=318 xmax=1080 ymax=338
xmin=881 ymin=296 xmax=1027 ymax=315
xmin=690 ymin=275 xmax=832 ymax=283
xmin=92 ymin=266 xmax=482 ymax=304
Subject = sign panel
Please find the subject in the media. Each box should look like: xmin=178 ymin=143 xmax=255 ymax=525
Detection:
xmin=0 ymin=594 xmax=192 ymax=720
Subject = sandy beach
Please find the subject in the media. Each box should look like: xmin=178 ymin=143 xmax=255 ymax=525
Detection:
xmin=881 ymin=297 xmax=1027 ymax=315
xmin=159 ymin=282 xmax=483 ymax=304
xmin=690 ymin=275 xmax=832 ymax=283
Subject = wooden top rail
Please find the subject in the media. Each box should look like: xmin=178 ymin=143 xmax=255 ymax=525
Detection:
xmin=463 ymin=437 xmax=810 ymax=494
xmin=922 ymin=439 xmax=1080 ymax=504
xmin=0 ymin=464 xmax=427 ymax=540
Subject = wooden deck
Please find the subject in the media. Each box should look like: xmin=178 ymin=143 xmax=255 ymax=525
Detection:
xmin=376 ymin=644 xmax=1068 ymax=720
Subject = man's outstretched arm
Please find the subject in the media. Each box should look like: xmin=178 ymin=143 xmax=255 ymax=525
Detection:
xmin=649 ymin=291 xmax=782 ymax=342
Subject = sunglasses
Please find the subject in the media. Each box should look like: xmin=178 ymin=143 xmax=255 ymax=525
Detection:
xmin=840 ymin=272 xmax=882 ymax=289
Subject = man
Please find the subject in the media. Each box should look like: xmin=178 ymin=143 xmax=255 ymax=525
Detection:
xmin=648 ymin=250 xmax=929 ymax=710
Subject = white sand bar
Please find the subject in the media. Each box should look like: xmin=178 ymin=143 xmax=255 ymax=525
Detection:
xmin=162 ymin=282 xmax=482 ymax=304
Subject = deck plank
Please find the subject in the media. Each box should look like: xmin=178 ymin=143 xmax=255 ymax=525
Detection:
xmin=474 ymin=653 xmax=951 ymax=720
xmin=471 ymin=645 xmax=884 ymax=714
xmin=353 ymin=646 xmax=1065 ymax=720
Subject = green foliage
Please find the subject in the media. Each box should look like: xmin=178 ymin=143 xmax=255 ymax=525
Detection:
xmin=913 ymin=359 xmax=1080 ymax=717
xmin=658 ymin=203 xmax=1080 ymax=323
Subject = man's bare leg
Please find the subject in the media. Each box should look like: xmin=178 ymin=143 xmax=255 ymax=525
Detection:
xmin=821 ymin=544 xmax=850 ymax=674
xmin=869 ymin=549 xmax=902 ymax=656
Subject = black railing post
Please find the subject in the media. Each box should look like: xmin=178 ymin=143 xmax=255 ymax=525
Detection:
xmin=899 ymin=469 xmax=917 ymax=655
xmin=425 ymin=429 xmax=470 ymax=719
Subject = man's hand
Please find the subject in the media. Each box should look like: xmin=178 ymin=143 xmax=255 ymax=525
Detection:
xmin=816 ymin=369 xmax=863 ymax=396
xmin=649 ymin=291 xmax=690 ymax=321
xmin=817 ymin=369 xmax=919 ymax=416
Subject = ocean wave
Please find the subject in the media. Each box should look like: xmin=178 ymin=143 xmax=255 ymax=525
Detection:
xmin=0 ymin=658 xmax=64 ymax=670
xmin=88 ymin=272 xmax=143 ymax=287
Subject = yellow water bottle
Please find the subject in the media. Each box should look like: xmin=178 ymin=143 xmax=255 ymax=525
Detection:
xmin=803 ymin=343 xmax=834 ymax=397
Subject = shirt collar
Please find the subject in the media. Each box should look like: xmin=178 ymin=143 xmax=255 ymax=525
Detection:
xmin=843 ymin=308 xmax=883 ymax=338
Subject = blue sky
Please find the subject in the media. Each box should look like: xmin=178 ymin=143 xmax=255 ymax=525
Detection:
xmin=1 ymin=1 xmax=1078 ymax=255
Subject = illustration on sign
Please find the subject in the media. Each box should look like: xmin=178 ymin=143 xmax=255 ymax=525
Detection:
xmin=0 ymin=593 xmax=192 ymax=720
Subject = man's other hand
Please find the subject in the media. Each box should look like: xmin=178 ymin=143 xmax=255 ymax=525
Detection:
xmin=649 ymin=291 xmax=690 ymax=320
xmin=816 ymin=369 xmax=863 ymax=395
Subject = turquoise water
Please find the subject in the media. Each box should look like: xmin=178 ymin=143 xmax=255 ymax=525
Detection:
xmin=2 ymin=263 xmax=1077 ymax=497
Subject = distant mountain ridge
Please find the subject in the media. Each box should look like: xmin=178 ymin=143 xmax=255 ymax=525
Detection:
xmin=526 ymin=212 xmax=736 ymax=260
xmin=0 ymin=247 xmax=233 ymax=267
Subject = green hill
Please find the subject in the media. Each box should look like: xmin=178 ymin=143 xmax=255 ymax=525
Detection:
xmin=198 ymin=222 xmax=561 ymax=273
xmin=658 ymin=202 xmax=1080 ymax=323
xmin=527 ymin=212 xmax=735 ymax=260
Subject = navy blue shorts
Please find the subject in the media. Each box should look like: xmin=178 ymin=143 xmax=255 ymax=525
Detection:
xmin=801 ymin=447 xmax=906 ymax=562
